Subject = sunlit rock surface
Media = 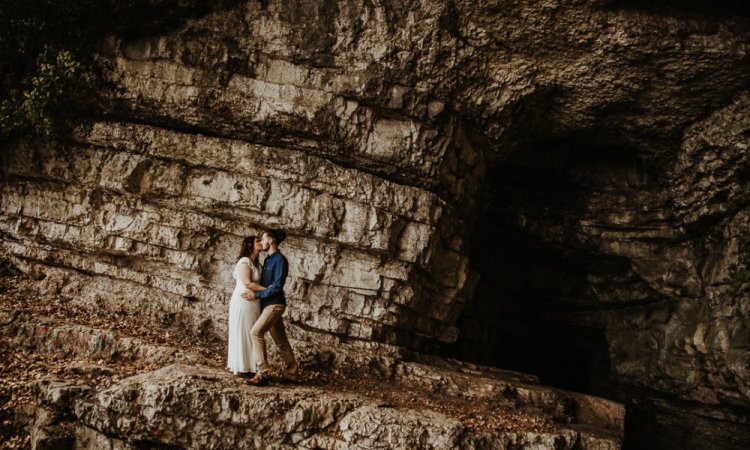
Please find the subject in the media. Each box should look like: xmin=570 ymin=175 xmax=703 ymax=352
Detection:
xmin=1 ymin=1 xmax=748 ymax=448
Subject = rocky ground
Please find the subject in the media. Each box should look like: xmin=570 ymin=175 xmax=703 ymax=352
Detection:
xmin=2 ymin=2 xmax=749 ymax=447
xmin=0 ymin=253 xmax=622 ymax=449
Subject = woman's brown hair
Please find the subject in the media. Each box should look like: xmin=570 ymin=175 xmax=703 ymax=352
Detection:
xmin=237 ymin=235 xmax=260 ymax=261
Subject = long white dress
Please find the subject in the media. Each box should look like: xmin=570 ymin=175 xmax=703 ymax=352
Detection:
xmin=227 ymin=257 xmax=261 ymax=374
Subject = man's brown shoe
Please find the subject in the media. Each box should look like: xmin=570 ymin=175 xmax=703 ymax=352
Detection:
xmin=282 ymin=369 xmax=299 ymax=382
xmin=282 ymin=363 xmax=299 ymax=380
xmin=246 ymin=374 xmax=268 ymax=386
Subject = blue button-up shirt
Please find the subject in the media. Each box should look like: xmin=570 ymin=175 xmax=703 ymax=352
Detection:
xmin=254 ymin=251 xmax=288 ymax=310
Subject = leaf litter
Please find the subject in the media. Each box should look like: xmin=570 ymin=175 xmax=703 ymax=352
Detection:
xmin=1 ymin=252 xmax=556 ymax=449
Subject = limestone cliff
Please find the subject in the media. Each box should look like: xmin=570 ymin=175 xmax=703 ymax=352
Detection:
xmin=1 ymin=1 xmax=748 ymax=448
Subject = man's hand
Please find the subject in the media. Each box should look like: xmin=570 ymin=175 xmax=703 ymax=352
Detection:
xmin=242 ymin=292 xmax=256 ymax=301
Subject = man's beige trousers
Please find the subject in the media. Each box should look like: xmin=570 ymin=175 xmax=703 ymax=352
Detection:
xmin=250 ymin=304 xmax=297 ymax=376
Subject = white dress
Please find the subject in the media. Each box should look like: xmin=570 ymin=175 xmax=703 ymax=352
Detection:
xmin=227 ymin=257 xmax=261 ymax=374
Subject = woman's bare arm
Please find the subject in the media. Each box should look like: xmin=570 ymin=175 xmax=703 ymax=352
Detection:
xmin=237 ymin=264 xmax=264 ymax=299
xmin=238 ymin=262 xmax=265 ymax=297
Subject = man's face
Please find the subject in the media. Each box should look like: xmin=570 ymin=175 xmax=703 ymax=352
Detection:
xmin=260 ymin=233 xmax=273 ymax=251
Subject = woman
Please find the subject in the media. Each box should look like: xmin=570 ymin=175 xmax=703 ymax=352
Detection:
xmin=227 ymin=236 xmax=265 ymax=376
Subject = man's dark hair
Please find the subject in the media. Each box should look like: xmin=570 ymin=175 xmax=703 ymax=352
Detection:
xmin=264 ymin=228 xmax=287 ymax=245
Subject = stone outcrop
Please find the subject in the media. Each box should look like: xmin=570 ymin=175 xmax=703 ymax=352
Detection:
xmin=64 ymin=363 xmax=621 ymax=450
xmin=1 ymin=1 xmax=749 ymax=448
xmin=2 ymin=308 xmax=622 ymax=449
xmin=2 ymin=311 xmax=209 ymax=369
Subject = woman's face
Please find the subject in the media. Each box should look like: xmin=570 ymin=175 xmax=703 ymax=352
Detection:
xmin=253 ymin=237 xmax=263 ymax=253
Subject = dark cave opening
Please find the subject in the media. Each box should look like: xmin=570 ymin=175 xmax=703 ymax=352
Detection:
xmin=454 ymin=233 xmax=614 ymax=396
xmin=445 ymin=136 xmax=654 ymax=399
xmin=441 ymin=134 xmax=750 ymax=449
xmin=448 ymin=220 xmax=616 ymax=398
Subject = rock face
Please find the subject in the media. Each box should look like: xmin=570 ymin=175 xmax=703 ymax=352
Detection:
xmin=1 ymin=1 xmax=749 ymax=448
xmin=52 ymin=364 xmax=622 ymax=450
xmin=3 ymin=310 xmax=623 ymax=450
xmin=451 ymin=91 xmax=750 ymax=449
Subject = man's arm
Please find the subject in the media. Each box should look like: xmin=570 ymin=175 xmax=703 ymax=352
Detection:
xmin=241 ymin=282 xmax=263 ymax=300
xmin=244 ymin=281 xmax=264 ymax=292
xmin=254 ymin=257 xmax=288 ymax=300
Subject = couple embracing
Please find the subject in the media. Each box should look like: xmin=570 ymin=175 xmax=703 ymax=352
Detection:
xmin=227 ymin=229 xmax=298 ymax=386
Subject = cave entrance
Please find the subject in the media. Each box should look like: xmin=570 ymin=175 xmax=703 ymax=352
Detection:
xmin=449 ymin=225 xmax=614 ymax=396
xmin=445 ymin=136 xmax=651 ymax=398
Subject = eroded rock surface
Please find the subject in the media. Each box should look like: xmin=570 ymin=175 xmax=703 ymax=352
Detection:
xmin=1 ymin=296 xmax=622 ymax=450
xmin=61 ymin=363 xmax=621 ymax=450
xmin=1 ymin=1 xmax=749 ymax=448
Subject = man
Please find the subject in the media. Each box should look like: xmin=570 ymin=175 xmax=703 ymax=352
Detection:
xmin=242 ymin=228 xmax=298 ymax=386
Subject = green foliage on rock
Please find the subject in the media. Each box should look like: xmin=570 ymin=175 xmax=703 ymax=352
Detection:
xmin=0 ymin=0 xmax=237 ymax=144
xmin=1 ymin=48 xmax=94 ymax=142
xmin=0 ymin=1 xmax=113 ymax=143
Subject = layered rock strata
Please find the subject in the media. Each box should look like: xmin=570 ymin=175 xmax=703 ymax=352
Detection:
xmin=1 ymin=1 xmax=749 ymax=448
xmin=36 ymin=364 xmax=622 ymax=450
xmin=1 ymin=307 xmax=623 ymax=449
